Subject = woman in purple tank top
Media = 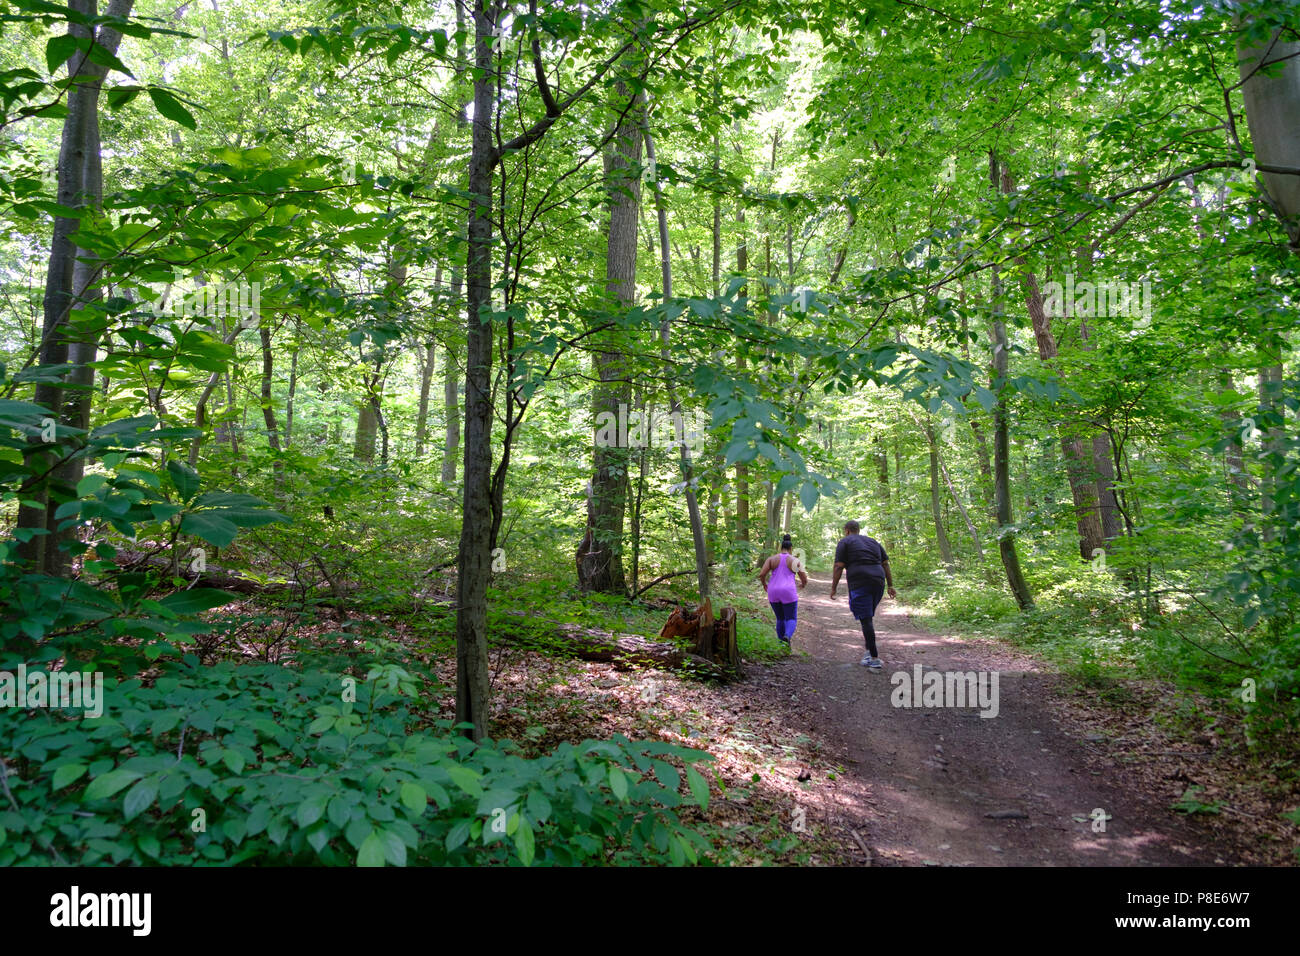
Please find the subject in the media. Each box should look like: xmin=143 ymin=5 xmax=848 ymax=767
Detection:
xmin=757 ymin=534 xmax=809 ymax=645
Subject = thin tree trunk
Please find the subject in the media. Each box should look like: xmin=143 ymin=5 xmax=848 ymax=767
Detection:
xmin=414 ymin=262 xmax=443 ymax=459
xmin=285 ymin=320 xmax=299 ymax=448
xmin=735 ymin=199 xmax=749 ymax=543
xmin=454 ymin=0 xmax=496 ymax=741
xmin=990 ymin=151 xmax=1034 ymax=610
xmin=923 ymin=420 xmax=955 ymax=567
xmin=1003 ymin=158 xmax=1105 ymax=561
xmin=644 ymin=121 xmax=709 ymax=602
xmin=258 ymin=322 xmax=281 ymax=454
xmin=414 ymin=342 xmax=436 ymax=459
xmin=441 ymin=339 xmax=460 ymax=482
xmin=939 ymin=442 xmax=983 ymax=559
xmin=629 ymin=385 xmax=648 ymax=596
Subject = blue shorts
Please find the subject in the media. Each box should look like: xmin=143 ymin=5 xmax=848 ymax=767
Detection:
xmin=848 ymin=579 xmax=884 ymax=621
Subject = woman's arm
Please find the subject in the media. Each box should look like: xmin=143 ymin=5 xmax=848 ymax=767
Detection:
xmin=798 ymin=569 xmax=809 ymax=589
xmin=757 ymin=556 xmax=773 ymax=587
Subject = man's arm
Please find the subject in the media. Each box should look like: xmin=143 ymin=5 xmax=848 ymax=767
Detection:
xmin=831 ymin=561 xmax=846 ymax=597
xmin=882 ymin=559 xmax=897 ymax=599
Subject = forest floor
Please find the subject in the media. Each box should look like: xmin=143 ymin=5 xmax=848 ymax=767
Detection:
xmin=420 ymin=572 xmax=1298 ymax=865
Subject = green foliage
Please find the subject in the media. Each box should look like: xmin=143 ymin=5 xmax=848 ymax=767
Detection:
xmin=0 ymin=646 xmax=713 ymax=867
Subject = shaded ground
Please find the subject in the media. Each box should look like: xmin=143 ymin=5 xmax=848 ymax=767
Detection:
xmin=723 ymin=574 xmax=1282 ymax=865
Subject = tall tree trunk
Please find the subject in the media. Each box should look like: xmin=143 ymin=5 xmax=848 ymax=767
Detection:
xmin=1219 ymin=368 xmax=1249 ymax=514
xmin=629 ymin=385 xmax=648 ymax=595
xmin=259 ymin=322 xmax=284 ymax=457
xmin=1238 ymin=18 xmax=1300 ymax=251
xmin=990 ymin=152 xmax=1034 ymax=610
xmin=1257 ymin=354 xmax=1285 ymax=540
xmin=578 ymin=80 xmax=642 ymax=594
xmin=414 ymin=265 xmax=442 ymax=459
xmin=17 ymin=0 xmax=134 ymax=574
xmin=735 ymin=199 xmax=749 ymax=544
xmin=939 ymin=441 xmax=983 ymax=559
xmin=414 ymin=342 xmax=436 ymax=459
xmin=1001 ymin=158 xmax=1106 ymax=561
xmin=1023 ymin=267 xmax=1106 ymax=560
xmin=285 ymin=322 xmax=299 ymax=448
xmin=441 ymin=339 xmax=460 ymax=482
xmin=645 ymin=121 xmax=709 ymax=602
xmin=923 ymin=420 xmax=954 ymax=567
xmin=352 ymin=395 xmax=377 ymax=461
xmin=1079 ymin=317 xmax=1123 ymax=540
xmin=454 ymin=0 xmax=496 ymax=741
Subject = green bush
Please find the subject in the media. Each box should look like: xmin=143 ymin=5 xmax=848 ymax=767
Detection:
xmin=0 ymin=646 xmax=713 ymax=866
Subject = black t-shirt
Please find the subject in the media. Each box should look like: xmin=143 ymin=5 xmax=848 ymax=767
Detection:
xmin=835 ymin=534 xmax=888 ymax=590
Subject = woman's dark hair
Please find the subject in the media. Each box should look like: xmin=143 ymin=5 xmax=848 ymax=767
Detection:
xmin=780 ymin=533 xmax=793 ymax=550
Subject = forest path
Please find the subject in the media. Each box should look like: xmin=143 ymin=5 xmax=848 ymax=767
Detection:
xmin=742 ymin=573 xmax=1219 ymax=866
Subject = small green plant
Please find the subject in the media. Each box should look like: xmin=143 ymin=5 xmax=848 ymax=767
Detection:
xmin=1171 ymin=785 xmax=1223 ymax=815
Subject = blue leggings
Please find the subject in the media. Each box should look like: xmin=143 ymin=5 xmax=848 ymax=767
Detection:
xmin=770 ymin=600 xmax=798 ymax=641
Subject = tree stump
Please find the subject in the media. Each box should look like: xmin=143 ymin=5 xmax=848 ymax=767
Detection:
xmin=713 ymin=606 xmax=741 ymax=676
xmin=694 ymin=598 xmax=715 ymax=662
xmin=658 ymin=600 xmax=741 ymax=679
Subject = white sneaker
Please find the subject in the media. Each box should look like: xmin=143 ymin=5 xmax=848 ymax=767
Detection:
xmin=860 ymin=654 xmax=873 ymax=666
xmin=867 ymin=657 xmax=883 ymax=671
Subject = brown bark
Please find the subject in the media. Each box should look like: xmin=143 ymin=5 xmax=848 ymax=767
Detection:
xmin=990 ymin=151 xmax=1034 ymax=610
xmin=1008 ymin=186 xmax=1106 ymax=561
xmin=18 ymin=0 xmax=135 ymax=574
xmin=579 ymin=80 xmax=642 ymax=594
xmin=454 ymin=0 xmax=496 ymax=740
xmin=644 ymin=120 xmax=710 ymax=602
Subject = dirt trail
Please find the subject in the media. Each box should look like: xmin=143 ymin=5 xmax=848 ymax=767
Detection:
xmin=746 ymin=574 xmax=1219 ymax=866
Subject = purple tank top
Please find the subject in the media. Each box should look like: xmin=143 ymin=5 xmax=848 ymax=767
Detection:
xmin=767 ymin=553 xmax=799 ymax=603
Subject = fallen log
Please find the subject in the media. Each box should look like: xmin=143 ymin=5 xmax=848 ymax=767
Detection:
xmin=552 ymin=623 xmax=726 ymax=679
xmin=113 ymin=551 xmax=303 ymax=596
xmin=497 ymin=611 xmax=727 ymax=679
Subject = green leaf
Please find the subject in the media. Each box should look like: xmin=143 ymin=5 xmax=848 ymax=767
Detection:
xmin=378 ymin=828 xmax=406 ymax=866
xmin=180 ymin=512 xmax=239 ymax=547
xmin=148 ymin=87 xmax=197 ymax=130
xmin=85 ymin=40 xmax=133 ymax=78
xmin=445 ymin=819 xmax=471 ymax=852
xmin=446 ymin=765 xmax=481 ymax=796
xmin=357 ymin=831 xmax=385 ymax=867
xmin=400 ymin=782 xmax=426 ymax=813
xmin=799 ymin=480 xmax=820 ymax=513
xmin=157 ymin=588 xmax=236 ymax=615
xmin=122 ymin=777 xmax=158 ymax=821
xmin=83 ymin=768 xmax=141 ymax=800
xmin=608 ymin=766 xmax=628 ymax=800
xmin=51 ymin=763 xmax=88 ymax=790
xmin=685 ymin=766 xmax=709 ymax=811
xmin=514 ymin=816 xmax=535 ymax=866
xmin=45 ymin=34 xmax=80 ymax=74
xmin=297 ymin=796 xmax=326 ymax=827
xmin=166 ymin=460 xmax=201 ymax=502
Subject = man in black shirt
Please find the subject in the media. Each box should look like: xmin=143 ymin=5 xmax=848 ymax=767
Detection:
xmin=831 ymin=520 xmax=897 ymax=669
